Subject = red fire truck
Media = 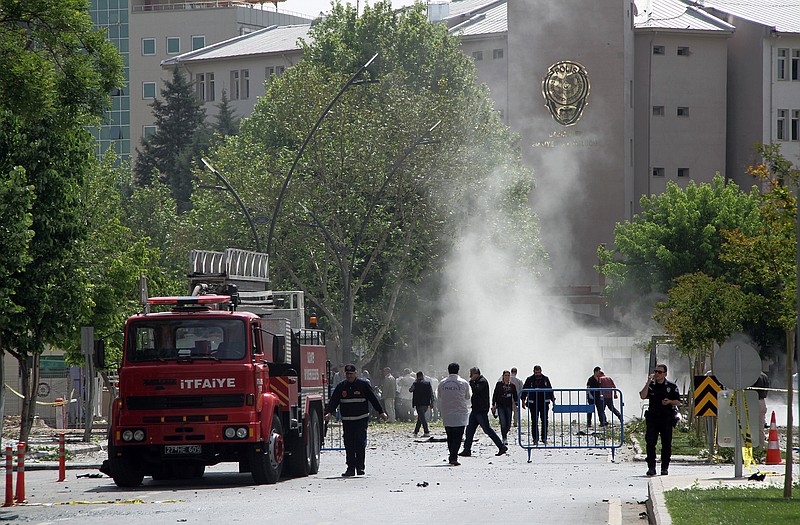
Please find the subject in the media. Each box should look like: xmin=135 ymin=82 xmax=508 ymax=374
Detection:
xmin=100 ymin=249 xmax=326 ymax=487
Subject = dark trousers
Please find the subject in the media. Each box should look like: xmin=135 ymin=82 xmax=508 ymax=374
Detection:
xmin=463 ymin=410 xmax=504 ymax=452
xmin=342 ymin=418 xmax=369 ymax=471
xmin=445 ymin=426 xmax=465 ymax=463
xmin=602 ymin=398 xmax=622 ymax=424
xmin=497 ymin=405 xmax=512 ymax=441
xmin=588 ymin=395 xmax=604 ymax=426
xmin=645 ymin=416 xmax=673 ymax=471
xmin=528 ymin=401 xmax=549 ymax=443
xmin=414 ymin=406 xmax=430 ymax=434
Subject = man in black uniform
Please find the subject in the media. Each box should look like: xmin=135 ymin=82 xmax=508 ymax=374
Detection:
xmin=459 ymin=367 xmax=508 ymax=457
xmin=639 ymin=363 xmax=681 ymax=476
xmin=520 ymin=365 xmax=555 ymax=444
xmin=324 ymin=364 xmax=388 ymax=476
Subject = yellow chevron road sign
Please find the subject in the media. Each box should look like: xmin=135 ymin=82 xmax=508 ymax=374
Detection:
xmin=694 ymin=375 xmax=722 ymax=416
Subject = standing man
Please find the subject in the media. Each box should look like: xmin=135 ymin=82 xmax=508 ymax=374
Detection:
xmin=752 ymin=370 xmax=770 ymax=448
xmin=409 ymin=371 xmax=434 ymax=437
xmin=381 ymin=367 xmax=397 ymax=422
xmin=437 ymin=362 xmax=471 ymax=466
xmin=586 ymin=367 xmax=603 ymax=427
xmin=509 ymin=367 xmax=524 ymax=427
xmin=324 ymin=364 xmax=388 ymax=477
xmin=639 ymin=363 xmax=681 ymax=476
xmin=520 ymin=365 xmax=555 ymax=444
xmin=598 ymin=369 xmax=623 ymax=426
xmin=396 ymin=368 xmax=416 ymax=421
xmin=459 ymin=367 xmax=508 ymax=457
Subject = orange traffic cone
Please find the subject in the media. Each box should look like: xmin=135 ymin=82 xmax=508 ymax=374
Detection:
xmin=765 ymin=411 xmax=783 ymax=465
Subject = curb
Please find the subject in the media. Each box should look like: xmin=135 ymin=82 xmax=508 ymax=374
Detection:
xmin=647 ymin=477 xmax=671 ymax=525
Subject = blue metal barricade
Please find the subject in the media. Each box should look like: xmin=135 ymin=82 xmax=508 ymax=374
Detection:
xmin=517 ymin=388 xmax=624 ymax=462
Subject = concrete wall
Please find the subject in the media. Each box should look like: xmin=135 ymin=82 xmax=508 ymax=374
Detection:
xmin=461 ymin=33 xmax=509 ymax=123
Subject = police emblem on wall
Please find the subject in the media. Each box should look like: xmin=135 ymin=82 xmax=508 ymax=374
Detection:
xmin=541 ymin=61 xmax=590 ymax=126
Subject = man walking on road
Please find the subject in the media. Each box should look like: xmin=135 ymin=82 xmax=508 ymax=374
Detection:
xmin=510 ymin=367 xmax=524 ymax=427
xmin=598 ymin=368 xmax=623 ymax=426
xmin=381 ymin=367 xmax=397 ymax=422
xmin=639 ymin=363 xmax=681 ymax=476
xmin=460 ymin=367 xmax=508 ymax=457
xmin=520 ymin=365 xmax=555 ymax=444
xmin=437 ymin=362 xmax=471 ymax=466
xmin=325 ymin=364 xmax=388 ymax=477
xmin=410 ymin=371 xmax=434 ymax=437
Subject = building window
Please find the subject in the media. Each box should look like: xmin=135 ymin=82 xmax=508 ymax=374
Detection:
xmin=230 ymin=70 xmax=240 ymax=100
xmin=493 ymin=48 xmax=504 ymax=59
xmin=143 ymin=125 xmax=157 ymax=138
xmin=778 ymin=49 xmax=788 ymax=81
xmin=192 ymin=35 xmax=205 ymax=51
xmin=777 ymin=109 xmax=787 ymax=140
xmin=792 ymin=50 xmax=800 ymax=81
xmin=677 ymin=107 xmax=689 ymax=117
xmin=677 ymin=46 xmax=690 ymax=56
xmin=677 ymin=168 xmax=690 ymax=178
xmin=652 ymin=45 xmax=665 ymax=55
xmin=142 ymin=38 xmax=156 ymax=56
xmin=793 ymin=110 xmax=800 ymax=141
xmin=472 ymin=50 xmax=483 ymax=61
xmin=207 ymin=73 xmax=215 ymax=102
xmin=167 ymin=37 xmax=180 ymax=55
xmin=241 ymin=69 xmax=249 ymax=99
xmin=652 ymin=167 xmax=665 ymax=177
xmin=652 ymin=105 xmax=665 ymax=116
xmin=266 ymin=65 xmax=286 ymax=82
xmin=196 ymin=73 xmax=206 ymax=101
xmin=142 ymin=82 xmax=156 ymax=99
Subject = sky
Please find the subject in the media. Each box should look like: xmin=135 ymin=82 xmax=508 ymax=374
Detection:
xmin=276 ymin=0 xmax=429 ymax=18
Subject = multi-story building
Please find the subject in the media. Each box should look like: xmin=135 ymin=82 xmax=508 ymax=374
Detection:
xmin=90 ymin=0 xmax=311 ymax=162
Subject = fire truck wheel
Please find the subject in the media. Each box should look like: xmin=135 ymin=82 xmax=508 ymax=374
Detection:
xmin=111 ymin=455 xmax=144 ymax=488
xmin=250 ymin=413 xmax=284 ymax=484
xmin=289 ymin=410 xmax=321 ymax=477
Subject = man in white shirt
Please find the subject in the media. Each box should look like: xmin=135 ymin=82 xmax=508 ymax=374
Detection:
xmin=510 ymin=367 xmax=524 ymax=427
xmin=437 ymin=362 xmax=471 ymax=466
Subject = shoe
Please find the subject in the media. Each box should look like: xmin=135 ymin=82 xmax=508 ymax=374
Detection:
xmin=449 ymin=460 xmax=461 ymax=466
xmin=458 ymin=450 xmax=471 ymax=457
xmin=422 ymin=433 xmax=430 ymax=438
xmin=660 ymin=470 xmax=668 ymax=476
xmin=496 ymin=446 xmax=508 ymax=456
xmin=413 ymin=432 xmax=418 ymax=437
xmin=646 ymin=469 xmax=656 ymax=476
xmin=357 ymin=469 xmax=365 ymax=475
xmin=342 ymin=469 xmax=356 ymax=477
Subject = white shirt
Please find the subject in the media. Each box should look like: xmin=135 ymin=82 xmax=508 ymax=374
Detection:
xmin=437 ymin=373 xmax=471 ymax=427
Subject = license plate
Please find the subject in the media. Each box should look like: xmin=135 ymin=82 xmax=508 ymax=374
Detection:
xmin=164 ymin=445 xmax=201 ymax=455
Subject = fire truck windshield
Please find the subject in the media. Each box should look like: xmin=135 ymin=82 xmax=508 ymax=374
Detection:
xmin=127 ymin=319 xmax=247 ymax=362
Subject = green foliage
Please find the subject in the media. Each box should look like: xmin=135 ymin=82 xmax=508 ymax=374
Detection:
xmin=206 ymin=1 xmax=542 ymax=361
xmin=212 ymin=89 xmax=239 ymax=141
xmin=134 ymin=67 xmax=208 ymax=213
xmin=0 ymin=165 xmax=34 ymax=317
xmin=598 ymin=174 xmax=762 ymax=308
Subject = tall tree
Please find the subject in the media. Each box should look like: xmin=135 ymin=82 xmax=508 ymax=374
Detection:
xmin=212 ymin=88 xmax=239 ymax=140
xmin=204 ymin=1 xmax=543 ymax=364
xmin=134 ymin=67 xmax=207 ymax=212
xmin=0 ymin=0 xmax=123 ymax=443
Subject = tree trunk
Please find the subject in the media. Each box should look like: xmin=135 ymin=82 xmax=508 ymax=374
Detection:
xmin=18 ymin=352 xmax=40 ymax=446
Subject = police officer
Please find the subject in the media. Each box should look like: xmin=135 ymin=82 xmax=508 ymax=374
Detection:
xmin=324 ymin=364 xmax=387 ymax=476
xmin=639 ymin=363 xmax=681 ymax=476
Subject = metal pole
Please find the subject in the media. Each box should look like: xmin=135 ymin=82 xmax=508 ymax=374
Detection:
xmin=201 ymin=158 xmax=262 ymax=253
xmin=266 ymin=53 xmax=379 ymax=258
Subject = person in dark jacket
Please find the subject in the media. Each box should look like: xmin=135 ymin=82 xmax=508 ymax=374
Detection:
xmin=639 ymin=363 xmax=681 ymax=476
xmin=586 ymin=366 xmax=604 ymax=427
xmin=324 ymin=364 xmax=388 ymax=477
xmin=520 ymin=365 xmax=556 ymax=444
xmin=491 ymin=370 xmax=518 ymax=445
xmin=459 ymin=367 xmax=508 ymax=457
xmin=409 ymin=371 xmax=435 ymax=437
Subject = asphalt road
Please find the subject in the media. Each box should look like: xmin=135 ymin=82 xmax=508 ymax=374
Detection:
xmin=0 ymin=423 xmax=719 ymax=524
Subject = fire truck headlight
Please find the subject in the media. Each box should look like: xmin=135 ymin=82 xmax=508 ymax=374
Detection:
xmin=133 ymin=429 xmax=146 ymax=442
xmin=122 ymin=430 xmax=134 ymax=442
xmin=224 ymin=427 xmax=237 ymax=439
xmin=235 ymin=427 xmax=248 ymax=439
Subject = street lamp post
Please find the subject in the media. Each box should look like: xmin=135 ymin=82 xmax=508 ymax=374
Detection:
xmin=200 ymin=158 xmax=262 ymax=253
xmin=265 ymin=52 xmax=379 ymax=258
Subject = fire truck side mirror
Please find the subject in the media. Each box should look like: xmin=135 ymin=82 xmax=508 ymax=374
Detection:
xmin=93 ymin=339 xmax=106 ymax=369
xmin=273 ymin=335 xmax=286 ymax=363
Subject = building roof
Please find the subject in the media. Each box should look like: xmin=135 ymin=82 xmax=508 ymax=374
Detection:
xmin=162 ymin=23 xmax=311 ymax=66
xmin=700 ymin=0 xmax=800 ymax=34
xmin=634 ymin=0 xmax=735 ymax=32
xmin=445 ymin=0 xmax=507 ymax=37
